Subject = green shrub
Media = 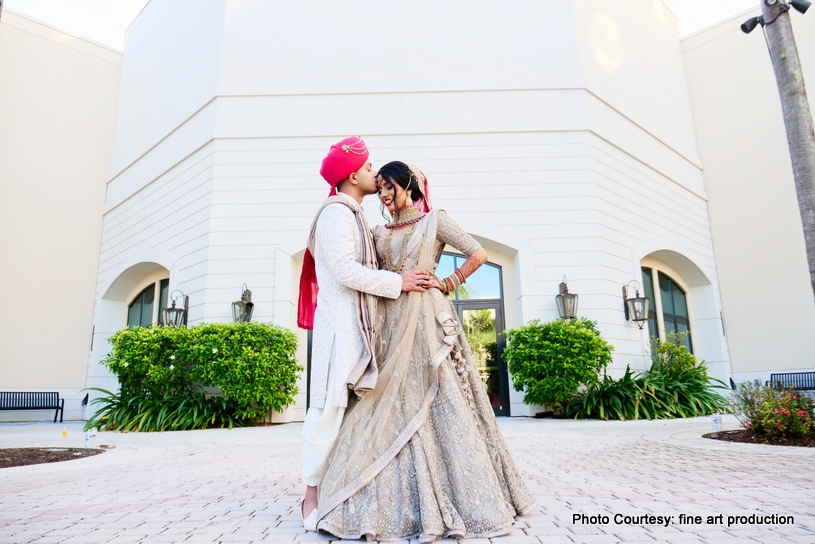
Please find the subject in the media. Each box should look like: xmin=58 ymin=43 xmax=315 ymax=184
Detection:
xmin=565 ymin=366 xmax=652 ymax=420
xmin=86 ymin=322 xmax=301 ymax=431
xmin=84 ymin=388 xmax=243 ymax=432
xmin=504 ymin=318 xmax=613 ymax=411
xmin=650 ymin=331 xmax=697 ymax=368
xmin=643 ymin=349 xmax=729 ymax=418
xmin=567 ymin=332 xmax=729 ymax=420
xmin=732 ymin=382 xmax=814 ymax=437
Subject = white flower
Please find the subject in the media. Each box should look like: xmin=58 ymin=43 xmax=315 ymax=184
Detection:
xmin=169 ymin=355 xmax=175 ymax=360
xmin=212 ymin=348 xmax=218 ymax=354
xmin=169 ymin=364 xmax=174 ymax=371
xmin=123 ymin=362 xmax=128 ymax=367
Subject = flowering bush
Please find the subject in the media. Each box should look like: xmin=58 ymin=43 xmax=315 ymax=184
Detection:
xmin=85 ymin=322 xmax=301 ymax=431
xmin=732 ymin=382 xmax=814 ymax=438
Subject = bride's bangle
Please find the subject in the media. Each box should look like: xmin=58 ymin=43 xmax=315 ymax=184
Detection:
xmin=445 ymin=276 xmax=456 ymax=293
xmin=454 ymin=268 xmax=466 ymax=285
xmin=444 ymin=273 xmax=459 ymax=293
xmin=436 ymin=269 xmax=465 ymax=294
xmin=434 ymin=275 xmax=449 ymax=294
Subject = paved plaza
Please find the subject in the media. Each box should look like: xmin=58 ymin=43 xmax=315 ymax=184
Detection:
xmin=1 ymin=416 xmax=814 ymax=544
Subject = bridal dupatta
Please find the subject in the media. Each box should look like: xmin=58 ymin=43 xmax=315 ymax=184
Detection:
xmin=315 ymin=210 xmax=535 ymax=542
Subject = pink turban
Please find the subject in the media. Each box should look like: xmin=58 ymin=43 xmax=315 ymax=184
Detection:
xmin=299 ymin=137 xmax=370 ymax=330
xmin=319 ymin=137 xmax=369 ymax=195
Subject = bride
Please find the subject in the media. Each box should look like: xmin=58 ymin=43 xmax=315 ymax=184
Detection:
xmin=313 ymin=162 xmax=535 ymax=541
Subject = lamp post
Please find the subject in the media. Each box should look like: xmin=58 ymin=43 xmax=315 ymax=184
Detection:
xmin=555 ymin=276 xmax=578 ymax=320
xmin=232 ymin=284 xmax=254 ymax=323
xmin=742 ymin=0 xmax=815 ymax=303
xmin=622 ymin=281 xmax=649 ymax=329
xmin=163 ymin=290 xmax=189 ymax=327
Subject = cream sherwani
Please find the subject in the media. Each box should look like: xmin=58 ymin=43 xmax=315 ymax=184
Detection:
xmin=302 ymin=192 xmax=401 ymax=487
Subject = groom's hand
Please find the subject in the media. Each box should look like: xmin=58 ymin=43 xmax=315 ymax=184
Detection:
xmin=400 ymin=269 xmax=433 ymax=292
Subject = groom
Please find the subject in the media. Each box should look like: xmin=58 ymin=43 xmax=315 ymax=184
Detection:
xmin=299 ymin=137 xmax=432 ymax=525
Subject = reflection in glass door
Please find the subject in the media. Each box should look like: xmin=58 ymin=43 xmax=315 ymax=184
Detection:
xmin=458 ymin=304 xmax=509 ymax=416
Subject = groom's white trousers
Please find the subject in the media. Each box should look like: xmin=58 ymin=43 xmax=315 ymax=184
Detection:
xmin=302 ymin=343 xmax=346 ymax=487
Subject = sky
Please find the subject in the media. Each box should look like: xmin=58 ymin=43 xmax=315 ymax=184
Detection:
xmin=3 ymin=0 xmax=760 ymax=51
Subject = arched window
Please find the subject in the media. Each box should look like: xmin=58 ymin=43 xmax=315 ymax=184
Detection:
xmin=127 ymin=279 xmax=169 ymax=327
xmin=641 ymin=267 xmax=692 ymax=353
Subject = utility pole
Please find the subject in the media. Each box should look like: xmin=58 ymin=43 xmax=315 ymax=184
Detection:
xmin=746 ymin=0 xmax=815 ymax=302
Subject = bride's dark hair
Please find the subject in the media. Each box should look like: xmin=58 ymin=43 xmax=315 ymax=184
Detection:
xmin=378 ymin=161 xmax=423 ymax=204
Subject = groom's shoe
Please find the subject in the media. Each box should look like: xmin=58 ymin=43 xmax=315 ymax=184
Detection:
xmin=303 ymin=508 xmax=318 ymax=532
xmin=301 ymin=501 xmax=318 ymax=532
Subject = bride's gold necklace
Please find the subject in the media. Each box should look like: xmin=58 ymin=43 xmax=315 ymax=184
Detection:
xmin=384 ymin=206 xmax=424 ymax=271
xmin=384 ymin=226 xmax=414 ymax=272
xmin=385 ymin=206 xmax=424 ymax=229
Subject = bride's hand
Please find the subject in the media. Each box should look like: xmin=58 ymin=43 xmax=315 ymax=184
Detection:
xmin=428 ymin=275 xmax=445 ymax=292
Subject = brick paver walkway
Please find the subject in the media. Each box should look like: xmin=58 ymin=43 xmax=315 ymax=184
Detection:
xmin=1 ymin=416 xmax=814 ymax=543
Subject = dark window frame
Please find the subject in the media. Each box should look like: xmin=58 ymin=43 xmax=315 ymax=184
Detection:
xmin=126 ymin=279 xmax=170 ymax=328
xmin=640 ymin=267 xmax=693 ymax=354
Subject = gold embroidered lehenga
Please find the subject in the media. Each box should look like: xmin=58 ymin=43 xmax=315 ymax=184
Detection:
xmin=315 ymin=210 xmax=535 ymax=542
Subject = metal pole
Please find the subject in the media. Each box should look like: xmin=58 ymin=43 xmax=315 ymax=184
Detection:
xmin=760 ymin=0 xmax=815 ymax=302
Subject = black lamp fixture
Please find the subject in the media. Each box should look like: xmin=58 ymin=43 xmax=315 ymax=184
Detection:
xmin=163 ymin=290 xmax=189 ymax=327
xmin=232 ymin=284 xmax=254 ymax=323
xmin=741 ymin=15 xmax=764 ymax=33
xmin=555 ymin=276 xmax=579 ymax=320
xmin=742 ymin=0 xmax=809 ymax=33
xmin=622 ymin=281 xmax=649 ymax=329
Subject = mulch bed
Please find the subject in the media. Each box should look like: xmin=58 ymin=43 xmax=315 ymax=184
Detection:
xmin=0 ymin=448 xmax=104 ymax=469
xmin=704 ymin=429 xmax=815 ymax=447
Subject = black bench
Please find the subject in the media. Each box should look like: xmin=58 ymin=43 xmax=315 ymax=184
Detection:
xmin=767 ymin=372 xmax=815 ymax=391
xmin=0 ymin=392 xmax=64 ymax=422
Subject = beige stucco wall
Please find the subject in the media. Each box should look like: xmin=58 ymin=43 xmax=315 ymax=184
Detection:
xmin=683 ymin=9 xmax=815 ymax=376
xmin=0 ymin=11 xmax=122 ymax=396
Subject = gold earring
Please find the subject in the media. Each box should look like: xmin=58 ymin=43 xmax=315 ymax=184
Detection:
xmin=405 ymin=194 xmax=413 ymax=207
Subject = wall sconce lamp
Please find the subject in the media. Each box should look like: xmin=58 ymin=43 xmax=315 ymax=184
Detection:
xmin=555 ymin=276 xmax=578 ymax=320
xmin=163 ymin=290 xmax=189 ymax=327
xmin=622 ymin=281 xmax=649 ymax=329
xmin=232 ymin=284 xmax=254 ymax=323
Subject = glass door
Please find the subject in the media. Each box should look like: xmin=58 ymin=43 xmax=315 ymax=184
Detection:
xmin=455 ymin=301 xmax=510 ymax=417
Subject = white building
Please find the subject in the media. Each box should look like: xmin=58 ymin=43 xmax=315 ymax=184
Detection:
xmin=0 ymin=9 xmax=122 ymax=422
xmin=2 ymin=0 xmax=814 ymax=422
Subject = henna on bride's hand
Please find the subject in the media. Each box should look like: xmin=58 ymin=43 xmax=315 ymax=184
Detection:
xmin=457 ymin=248 xmax=489 ymax=281
xmin=429 ymin=275 xmax=445 ymax=291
